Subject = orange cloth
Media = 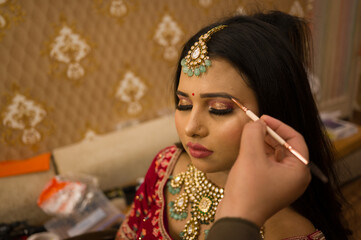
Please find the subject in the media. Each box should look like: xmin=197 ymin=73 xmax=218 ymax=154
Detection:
xmin=0 ymin=153 xmax=51 ymax=177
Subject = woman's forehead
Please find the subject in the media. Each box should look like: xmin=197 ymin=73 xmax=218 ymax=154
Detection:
xmin=178 ymin=59 xmax=250 ymax=95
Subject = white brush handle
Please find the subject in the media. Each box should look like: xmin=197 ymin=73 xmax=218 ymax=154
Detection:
xmin=232 ymin=97 xmax=327 ymax=182
xmin=246 ymin=110 xmax=287 ymax=146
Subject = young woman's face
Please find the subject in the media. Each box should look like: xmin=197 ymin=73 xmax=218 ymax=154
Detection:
xmin=175 ymin=58 xmax=259 ymax=174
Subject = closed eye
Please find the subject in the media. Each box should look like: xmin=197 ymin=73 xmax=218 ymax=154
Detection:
xmin=209 ymin=108 xmax=233 ymax=115
xmin=208 ymin=101 xmax=234 ymax=115
xmin=176 ymin=95 xmax=192 ymax=111
xmin=176 ymin=105 xmax=193 ymax=111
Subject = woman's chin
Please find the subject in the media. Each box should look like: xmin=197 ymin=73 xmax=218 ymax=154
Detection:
xmin=190 ymin=158 xmax=224 ymax=173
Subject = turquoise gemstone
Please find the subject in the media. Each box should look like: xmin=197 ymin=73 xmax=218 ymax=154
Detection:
xmin=200 ymin=65 xmax=206 ymax=73
xmin=182 ymin=66 xmax=189 ymax=73
xmin=205 ymin=229 xmax=209 ymax=238
xmin=187 ymin=69 xmax=194 ymax=77
xmin=181 ymin=58 xmax=186 ymax=66
xmin=194 ymin=68 xmax=200 ymax=76
xmin=205 ymin=59 xmax=211 ymax=67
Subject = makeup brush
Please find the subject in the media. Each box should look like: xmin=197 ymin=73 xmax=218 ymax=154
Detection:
xmin=231 ymin=97 xmax=329 ymax=183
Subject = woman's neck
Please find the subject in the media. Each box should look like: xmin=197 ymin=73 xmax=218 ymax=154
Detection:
xmin=205 ymin=170 xmax=229 ymax=188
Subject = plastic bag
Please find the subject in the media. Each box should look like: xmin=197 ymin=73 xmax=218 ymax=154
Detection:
xmin=38 ymin=173 xmax=124 ymax=238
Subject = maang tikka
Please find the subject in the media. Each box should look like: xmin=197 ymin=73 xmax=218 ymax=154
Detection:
xmin=181 ymin=25 xmax=227 ymax=77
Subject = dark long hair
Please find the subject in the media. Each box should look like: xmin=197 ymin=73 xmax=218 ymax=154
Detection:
xmin=173 ymin=11 xmax=350 ymax=239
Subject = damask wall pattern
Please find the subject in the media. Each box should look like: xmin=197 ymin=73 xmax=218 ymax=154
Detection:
xmin=0 ymin=0 xmax=311 ymax=161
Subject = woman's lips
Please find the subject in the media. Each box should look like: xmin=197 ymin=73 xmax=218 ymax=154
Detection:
xmin=187 ymin=142 xmax=213 ymax=158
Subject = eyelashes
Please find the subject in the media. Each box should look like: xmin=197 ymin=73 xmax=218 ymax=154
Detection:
xmin=209 ymin=108 xmax=233 ymax=115
xmin=176 ymin=105 xmax=192 ymax=111
xmin=176 ymin=104 xmax=233 ymax=115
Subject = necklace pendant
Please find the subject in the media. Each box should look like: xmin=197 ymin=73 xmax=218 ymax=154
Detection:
xmin=171 ymin=172 xmax=185 ymax=188
xmin=173 ymin=192 xmax=189 ymax=213
xmin=168 ymin=164 xmax=225 ymax=239
xmin=192 ymin=194 xmax=217 ymax=224
xmin=170 ymin=193 xmax=189 ymax=221
xmin=180 ymin=217 xmax=200 ymax=240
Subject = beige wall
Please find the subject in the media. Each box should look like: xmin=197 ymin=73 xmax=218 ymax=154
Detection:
xmin=0 ymin=0 xmax=313 ymax=161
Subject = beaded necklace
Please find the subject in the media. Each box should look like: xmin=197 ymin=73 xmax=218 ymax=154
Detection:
xmin=167 ymin=164 xmax=224 ymax=240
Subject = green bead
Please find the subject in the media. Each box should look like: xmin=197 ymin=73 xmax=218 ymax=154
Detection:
xmin=200 ymin=65 xmax=206 ymax=73
xmin=182 ymin=66 xmax=189 ymax=73
xmin=194 ymin=68 xmax=200 ymax=76
xmin=205 ymin=59 xmax=212 ymax=67
xmin=181 ymin=58 xmax=186 ymax=66
xmin=187 ymin=69 xmax=194 ymax=77
xmin=205 ymin=229 xmax=209 ymax=238
xmin=181 ymin=212 xmax=187 ymax=218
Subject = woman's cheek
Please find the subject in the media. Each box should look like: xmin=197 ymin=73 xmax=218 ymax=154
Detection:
xmin=174 ymin=112 xmax=183 ymax=133
xmin=223 ymin=118 xmax=245 ymax=139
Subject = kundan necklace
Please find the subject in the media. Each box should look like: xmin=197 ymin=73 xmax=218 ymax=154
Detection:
xmin=167 ymin=164 xmax=224 ymax=240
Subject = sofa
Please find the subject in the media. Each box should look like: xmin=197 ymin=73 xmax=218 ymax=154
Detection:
xmin=0 ymin=114 xmax=179 ymax=225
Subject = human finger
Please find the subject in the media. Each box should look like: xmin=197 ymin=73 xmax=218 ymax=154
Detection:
xmin=239 ymin=120 xmax=267 ymax=161
xmin=260 ymin=115 xmax=308 ymax=159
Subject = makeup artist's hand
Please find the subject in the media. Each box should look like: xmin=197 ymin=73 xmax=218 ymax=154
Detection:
xmin=215 ymin=115 xmax=311 ymax=227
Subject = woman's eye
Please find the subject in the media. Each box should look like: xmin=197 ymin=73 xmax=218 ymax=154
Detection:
xmin=176 ymin=98 xmax=192 ymax=111
xmin=177 ymin=104 xmax=192 ymax=111
xmin=209 ymin=108 xmax=233 ymax=115
xmin=209 ymin=102 xmax=233 ymax=115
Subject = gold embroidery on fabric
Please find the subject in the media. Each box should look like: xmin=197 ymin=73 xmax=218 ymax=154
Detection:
xmin=44 ymin=17 xmax=95 ymax=82
xmin=0 ymin=0 xmax=25 ymax=41
xmin=158 ymin=148 xmax=182 ymax=240
xmin=153 ymin=12 xmax=184 ymax=62
xmin=117 ymin=217 xmax=137 ymax=240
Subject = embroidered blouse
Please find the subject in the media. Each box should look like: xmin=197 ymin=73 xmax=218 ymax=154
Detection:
xmin=115 ymin=146 xmax=325 ymax=240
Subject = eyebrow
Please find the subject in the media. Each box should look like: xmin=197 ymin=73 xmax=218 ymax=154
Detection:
xmin=176 ymin=90 xmax=234 ymax=100
xmin=176 ymin=90 xmax=189 ymax=97
xmin=200 ymin=92 xmax=233 ymax=99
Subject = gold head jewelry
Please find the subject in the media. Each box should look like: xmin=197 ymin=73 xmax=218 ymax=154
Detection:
xmin=181 ymin=25 xmax=227 ymax=77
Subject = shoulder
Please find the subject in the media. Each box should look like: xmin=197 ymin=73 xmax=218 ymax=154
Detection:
xmin=152 ymin=145 xmax=180 ymax=169
xmin=146 ymin=145 xmax=181 ymax=179
xmin=264 ymin=207 xmax=318 ymax=240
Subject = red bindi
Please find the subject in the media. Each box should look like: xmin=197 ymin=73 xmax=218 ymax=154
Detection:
xmin=192 ymin=93 xmax=194 ymax=96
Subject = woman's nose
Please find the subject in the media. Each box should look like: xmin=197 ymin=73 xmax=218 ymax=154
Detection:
xmin=184 ymin=110 xmax=208 ymax=138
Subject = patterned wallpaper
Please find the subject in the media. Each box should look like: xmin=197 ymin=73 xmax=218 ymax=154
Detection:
xmin=0 ymin=0 xmax=311 ymax=161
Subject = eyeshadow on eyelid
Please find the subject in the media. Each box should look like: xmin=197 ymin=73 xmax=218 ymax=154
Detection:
xmin=178 ymin=97 xmax=192 ymax=104
xmin=209 ymin=101 xmax=233 ymax=109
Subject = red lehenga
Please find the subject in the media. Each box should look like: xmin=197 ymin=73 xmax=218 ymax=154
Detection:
xmin=115 ymin=146 xmax=325 ymax=240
